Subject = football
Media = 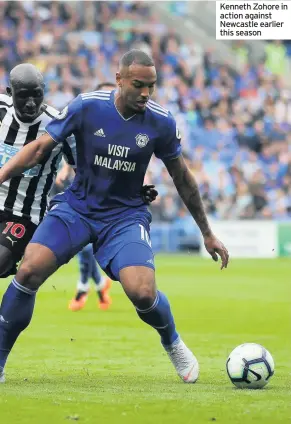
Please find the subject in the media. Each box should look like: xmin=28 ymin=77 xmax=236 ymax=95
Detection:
xmin=226 ymin=343 xmax=275 ymax=389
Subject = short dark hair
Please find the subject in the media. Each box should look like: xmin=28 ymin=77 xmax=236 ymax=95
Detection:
xmin=9 ymin=63 xmax=44 ymax=87
xmin=119 ymin=49 xmax=155 ymax=68
xmin=95 ymin=82 xmax=115 ymax=90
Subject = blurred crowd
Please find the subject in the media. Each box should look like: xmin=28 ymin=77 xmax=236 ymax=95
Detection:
xmin=1 ymin=1 xmax=291 ymax=223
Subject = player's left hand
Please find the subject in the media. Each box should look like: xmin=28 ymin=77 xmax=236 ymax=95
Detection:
xmin=141 ymin=184 xmax=158 ymax=204
xmin=204 ymin=235 xmax=229 ymax=270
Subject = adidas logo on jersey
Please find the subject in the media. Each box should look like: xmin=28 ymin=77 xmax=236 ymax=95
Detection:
xmin=94 ymin=128 xmax=105 ymax=137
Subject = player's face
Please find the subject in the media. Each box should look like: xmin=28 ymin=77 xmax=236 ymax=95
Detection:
xmin=8 ymin=80 xmax=44 ymax=123
xmin=117 ymin=64 xmax=157 ymax=113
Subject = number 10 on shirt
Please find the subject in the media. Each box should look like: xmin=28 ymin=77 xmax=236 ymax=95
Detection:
xmin=139 ymin=224 xmax=151 ymax=247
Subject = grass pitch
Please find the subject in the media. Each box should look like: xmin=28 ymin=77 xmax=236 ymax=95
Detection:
xmin=0 ymin=255 xmax=290 ymax=424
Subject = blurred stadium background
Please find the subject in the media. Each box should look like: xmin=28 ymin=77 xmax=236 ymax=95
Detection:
xmin=2 ymin=0 xmax=290 ymax=257
xmin=0 ymin=2 xmax=290 ymax=424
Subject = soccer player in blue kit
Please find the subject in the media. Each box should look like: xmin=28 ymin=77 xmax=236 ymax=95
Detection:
xmin=0 ymin=50 xmax=229 ymax=384
xmin=56 ymin=82 xmax=158 ymax=312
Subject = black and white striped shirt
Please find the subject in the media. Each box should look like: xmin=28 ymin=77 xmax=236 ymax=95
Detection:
xmin=0 ymin=94 xmax=76 ymax=224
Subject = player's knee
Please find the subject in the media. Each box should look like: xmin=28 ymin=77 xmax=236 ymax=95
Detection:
xmin=128 ymin=279 xmax=157 ymax=309
xmin=15 ymin=244 xmax=58 ymax=290
xmin=16 ymin=260 xmax=44 ymax=290
xmin=120 ymin=266 xmax=157 ymax=309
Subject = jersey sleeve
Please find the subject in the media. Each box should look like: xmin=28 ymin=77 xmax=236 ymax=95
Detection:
xmin=154 ymin=112 xmax=182 ymax=161
xmin=62 ymin=136 xmax=77 ymax=168
xmin=45 ymin=95 xmax=82 ymax=144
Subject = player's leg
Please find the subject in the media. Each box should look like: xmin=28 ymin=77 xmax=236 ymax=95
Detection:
xmin=0 ymin=216 xmax=37 ymax=278
xmin=89 ymin=245 xmax=112 ymax=310
xmin=117 ymin=259 xmax=179 ymax=346
xmin=91 ymin=259 xmax=112 ymax=311
xmin=69 ymin=244 xmax=112 ymax=311
xmin=0 ymin=242 xmax=58 ymax=382
xmin=69 ymin=244 xmax=93 ymax=311
xmin=0 ymin=207 xmax=91 ymax=381
xmin=107 ymin=225 xmax=199 ymax=383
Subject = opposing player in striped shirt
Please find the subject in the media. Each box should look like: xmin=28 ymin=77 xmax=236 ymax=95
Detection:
xmin=0 ymin=63 xmax=76 ymax=278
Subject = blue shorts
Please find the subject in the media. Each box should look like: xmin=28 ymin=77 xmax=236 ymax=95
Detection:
xmin=31 ymin=197 xmax=155 ymax=281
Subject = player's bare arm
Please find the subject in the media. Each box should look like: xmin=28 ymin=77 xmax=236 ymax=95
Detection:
xmin=0 ymin=133 xmax=55 ymax=184
xmin=164 ymin=154 xmax=229 ymax=269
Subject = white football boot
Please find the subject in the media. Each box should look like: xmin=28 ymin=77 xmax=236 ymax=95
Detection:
xmin=165 ymin=339 xmax=199 ymax=383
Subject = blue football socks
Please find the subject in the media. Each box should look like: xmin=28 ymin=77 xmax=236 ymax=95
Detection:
xmin=0 ymin=279 xmax=36 ymax=369
xmin=78 ymin=245 xmax=101 ymax=288
xmin=136 ymin=291 xmax=179 ymax=347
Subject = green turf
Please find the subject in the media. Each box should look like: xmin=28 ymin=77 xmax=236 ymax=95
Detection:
xmin=0 ymin=255 xmax=290 ymax=423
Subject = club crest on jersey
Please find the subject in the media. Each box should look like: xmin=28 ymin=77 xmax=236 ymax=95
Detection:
xmin=135 ymin=133 xmax=149 ymax=148
xmin=56 ymin=105 xmax=68 ymax=120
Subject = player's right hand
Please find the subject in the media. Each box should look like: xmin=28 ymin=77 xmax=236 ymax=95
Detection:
xmin=204 ymin=234 xmax=229 ymax=270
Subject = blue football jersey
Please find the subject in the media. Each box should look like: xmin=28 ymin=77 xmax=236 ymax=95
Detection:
xmin=45 ymin=90 xmax=182 ymax=219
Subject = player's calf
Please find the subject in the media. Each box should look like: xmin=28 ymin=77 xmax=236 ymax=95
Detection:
xmin=118 ymin=265 xmax=199 ymax=383
xmin=119 ymin=266 xmax=179 ymax=345
xmin=0 ymin=278 xmax=37 ymax=372
xmin=0 ymin=243 xmax=58 ymax=374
